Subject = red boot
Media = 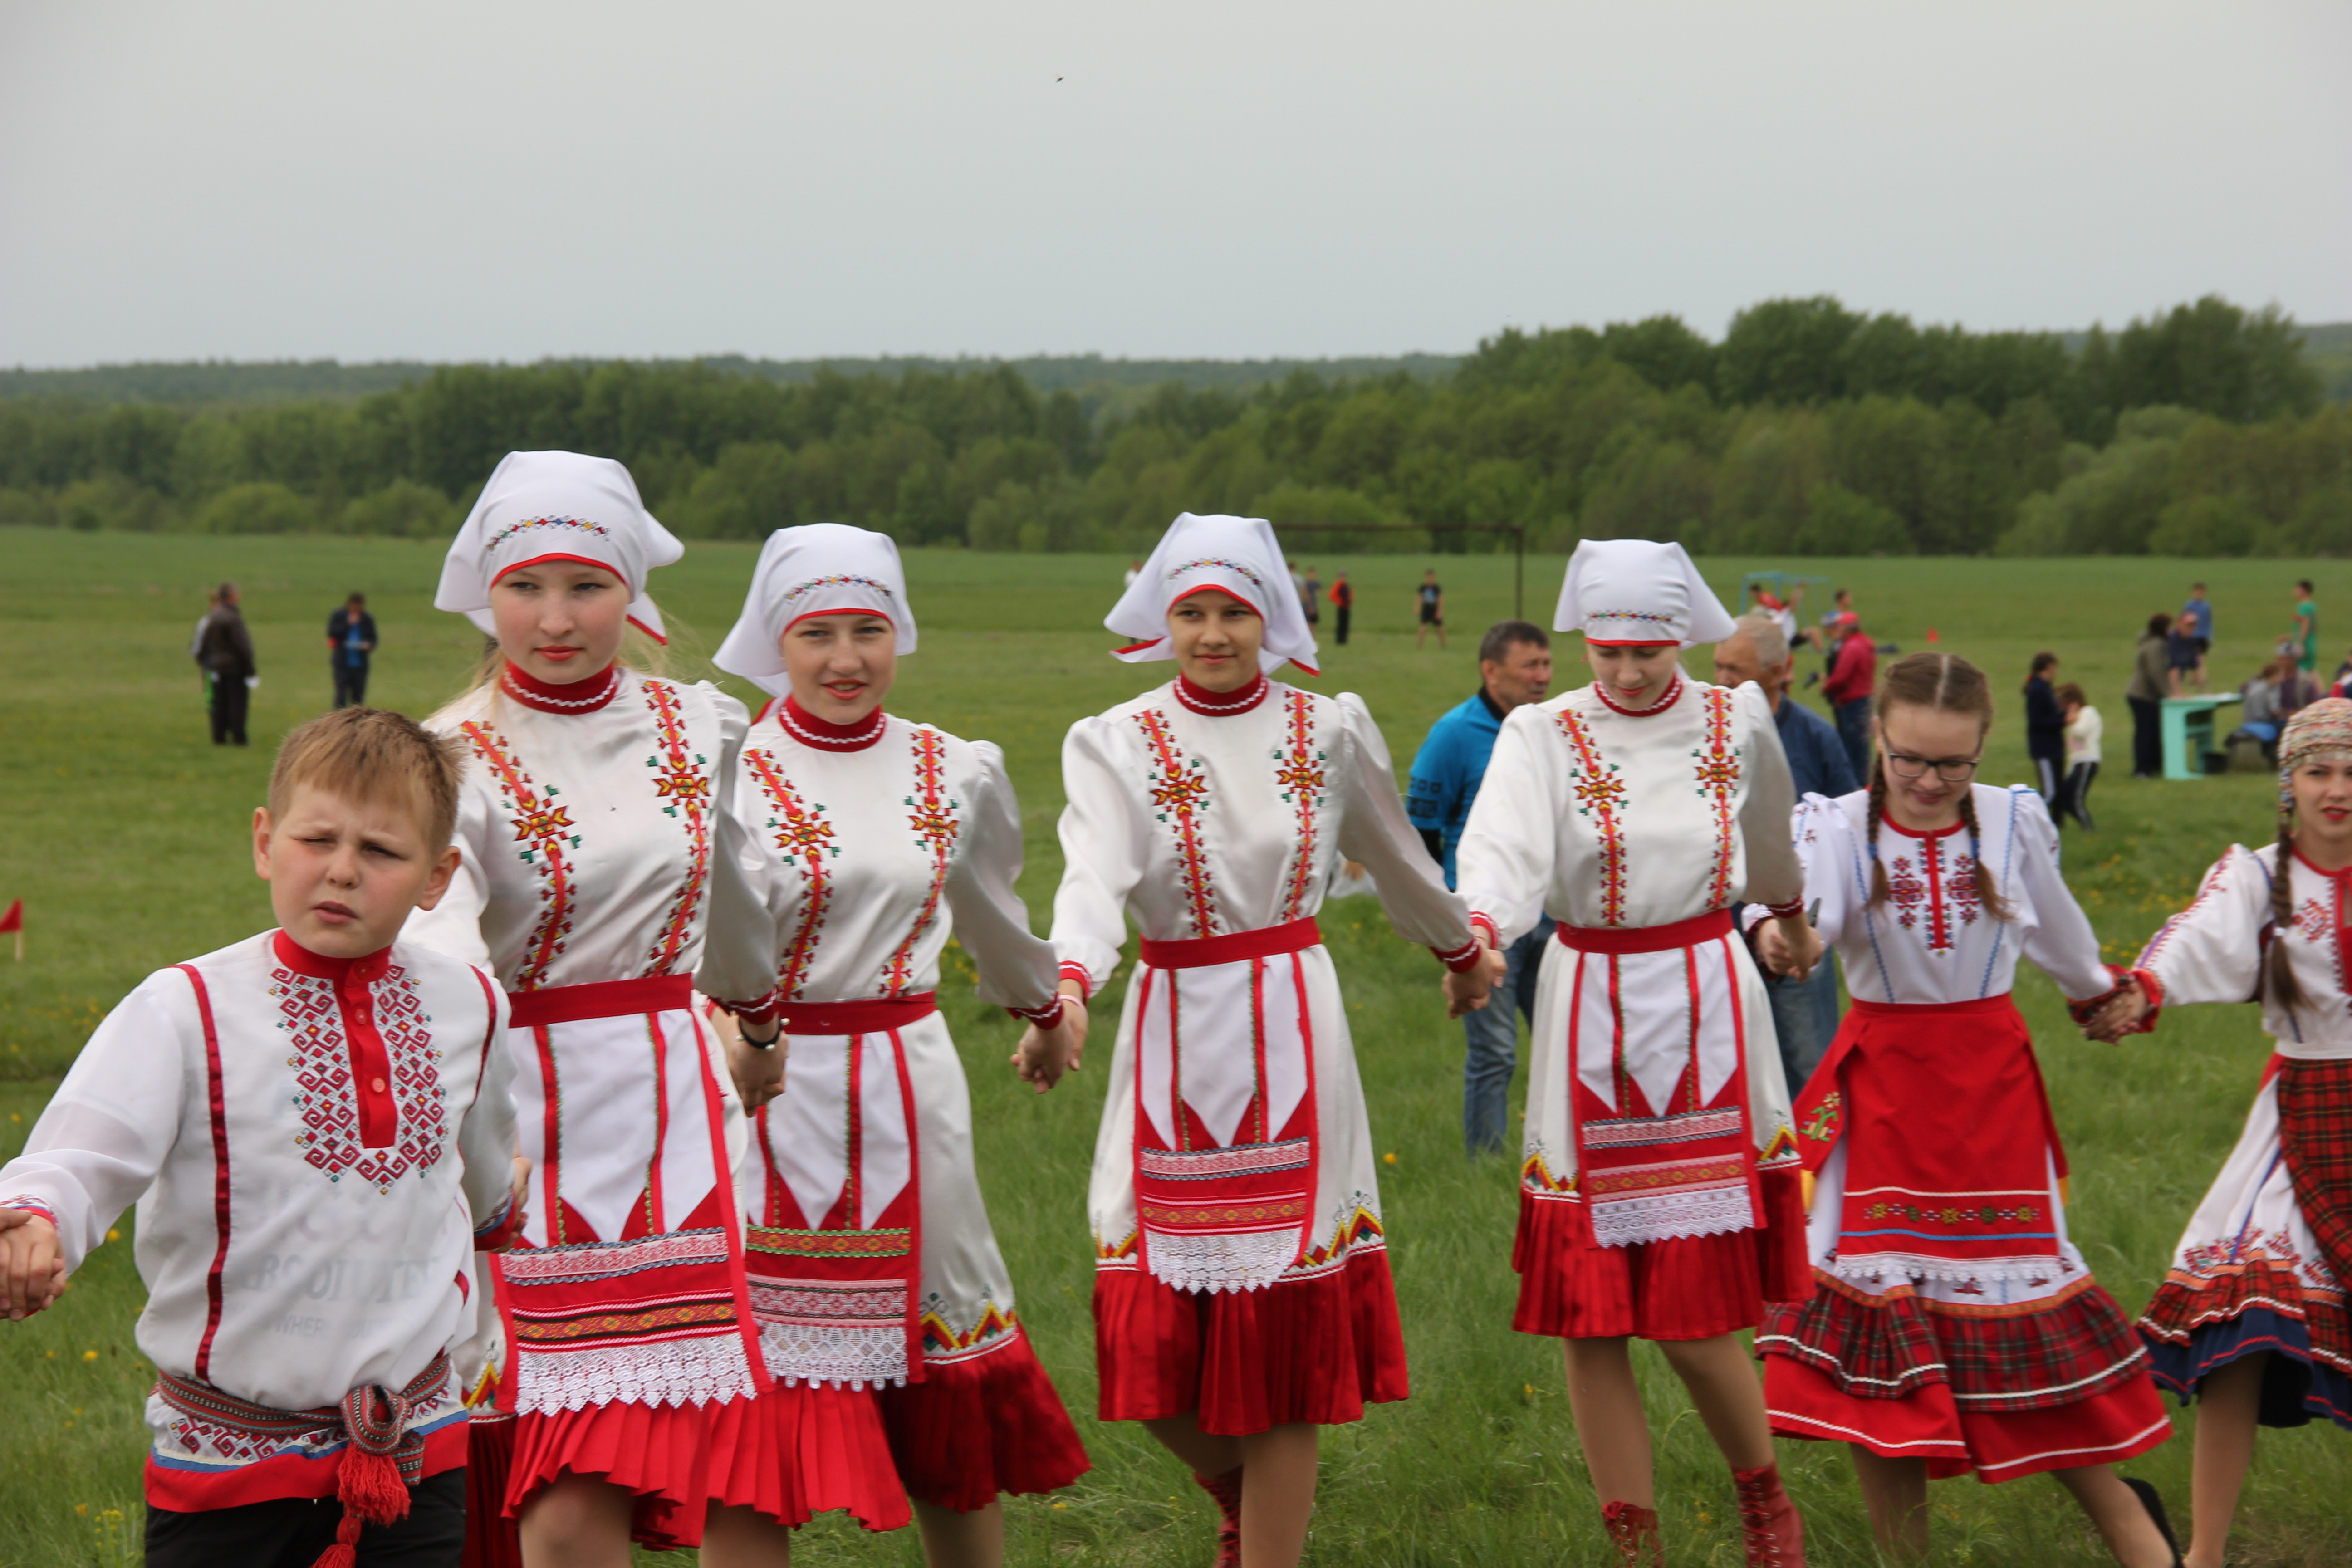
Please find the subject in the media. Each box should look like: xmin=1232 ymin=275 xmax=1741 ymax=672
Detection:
xmin=1194 ymin=1467 xmax=1244 ymax=1568
xmin=1731 ymin=1462 xmax=1805 ymax=1567
xmin=1600 ymin=1501 xmax=1662 ymax=1566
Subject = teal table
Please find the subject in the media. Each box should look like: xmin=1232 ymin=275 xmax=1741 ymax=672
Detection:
xmin=2161 ymin=694 xmax=2241 ymax=780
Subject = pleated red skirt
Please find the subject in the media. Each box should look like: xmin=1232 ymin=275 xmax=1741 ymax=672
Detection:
xmin=877 ymin=1327 xmax=1091 ymax=1511
xmin=504 ymin=1383 xmax=909 ymax=1548
xmin=1513 ymin=1163 xmax=1809 ymax=1340
xmin=1095 ymin=1248 xmax=1408 ymax=1435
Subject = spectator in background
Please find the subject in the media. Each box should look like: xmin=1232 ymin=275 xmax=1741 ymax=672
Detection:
xmin=2053 ymin=681 xmax=2102 ymax=830
xmin=1715 ymin=611 xmax=1857 ymax=1092
xmin=189 ymin=587 xmax=217 ymax=707
xmin=1123 ymin=558 xmax=1143 ymax=590
xmin=2127 ymin=612 xmax=2172 ymax=778
xmin=2024 ymin=651 xmax=2065 ymax=799
xmin=2166 ymin=609 xmax=2204 ymax=696
xmin=1821 ymin=608 xmax=1877 ymax=784
xmin=195 ymin=580 xmax=256 ymax=746
xmin=2184 ymin=581 xmax=2215 ymax=688
xmin=1415 ymin=568 xmax=1446 ymax=648
xmin=2232 ymin=657 xmax=2294 ymax=764
xmin=324 ymin=591 xmax=377 ymax=708
xmin=1330 ymin=571 xmax=1353 ymax=644
xmin=2291 ymin=578 xmax=2318 ymax=675
xmin=1406 ymin=620 xmax=1554 ymax=1156
xmin=1303 ymin=564 xmax=1322 ymax=627
xmin=1804 ymin=586 xmax=1855 ymax=660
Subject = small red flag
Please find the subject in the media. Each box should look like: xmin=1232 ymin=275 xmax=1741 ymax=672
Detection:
xmin=0 ymin=900 xmax=20 ymax=934
xmin=1926 ymin=627 xmax=1940 ymax=643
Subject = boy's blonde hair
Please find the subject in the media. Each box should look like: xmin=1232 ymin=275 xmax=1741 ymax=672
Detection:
xmin=267 ymin=708 xmax=466 ymax=851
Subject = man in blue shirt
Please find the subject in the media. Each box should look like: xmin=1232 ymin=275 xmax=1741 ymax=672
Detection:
xmin=1406 ymin=619 xmax=1552 ymax=1155
xmin=1715 ymin=612 xmax=1857 ymax=1092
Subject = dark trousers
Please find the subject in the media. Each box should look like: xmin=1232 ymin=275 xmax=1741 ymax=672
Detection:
xmin=209 ymin=670 xmax=250 ymax=745
xmin=2129 ymin=696 xmax=2163 ymax=778
xmin=333 ymin=659 xmax=371 ymax=708
xmin=1833 ymin=696 xmax=1873 ymax=787
xmin=2029 ymin=746 xmax=2063 ymax=801
xmin=2054 ymin=761 xmax=2100 ymax=830
xmin=1335 ymin=606 xmax=1351 ymax=644
xmin=147 ymin=1468 xmax=465 ymax=1568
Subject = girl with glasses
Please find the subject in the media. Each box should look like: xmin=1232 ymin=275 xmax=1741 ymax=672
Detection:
xmin=1749 ymin=652 xmax=2178 ymax=1567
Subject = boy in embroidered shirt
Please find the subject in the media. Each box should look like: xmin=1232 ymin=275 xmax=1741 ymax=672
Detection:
xmin=0 ymin=707 xmax=525 ymax=1568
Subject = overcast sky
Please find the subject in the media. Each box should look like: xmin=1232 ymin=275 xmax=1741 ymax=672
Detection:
xmin=3 ymin=1 xmax=2347 ymax=368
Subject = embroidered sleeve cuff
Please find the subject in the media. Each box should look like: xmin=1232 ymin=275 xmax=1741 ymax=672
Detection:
xmin=472 ymin=1194 xmax=523 ymax=1252
xmin=1006 ymin=998 xmax=1066 ymax=1026
xmin=726 ymin=990 xmax=783 ymax=1029
xmin=2123 ymin=966 xmax=2163 ymax=1034
xmin=1057 ymin=962 xmax=1094 ymax=1003
xmin=1468 ymin=913 xmax=1500 ymax=951
xmin=1 ymin=1199 xmax=57 ymax=1229
xmin=1433 ymin=936 xmax=1484 ymax=973
xmin=1759 ymin=897 xmax=1805 ymax=920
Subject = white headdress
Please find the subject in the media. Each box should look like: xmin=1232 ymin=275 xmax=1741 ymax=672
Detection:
xmin=713 ymin=524 xmax=917 ymax=698
xmin=434 ymin=451 xmax=683 ymax=642
xmin=1104 ymin=512 xmax=1319 ymax=676
xmin=1555 ymin=539 xmax=1736 ymax=648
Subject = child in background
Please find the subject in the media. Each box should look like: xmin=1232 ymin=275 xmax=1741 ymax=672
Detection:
xmin=2056 ymin=681 xmax=2103 ymax=831
xmin=0 ymin=708 xmax=525 ymax=1568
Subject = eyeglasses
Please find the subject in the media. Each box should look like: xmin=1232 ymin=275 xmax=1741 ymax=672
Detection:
xmin=1883 ymin=750 xmax=1980 ymax=783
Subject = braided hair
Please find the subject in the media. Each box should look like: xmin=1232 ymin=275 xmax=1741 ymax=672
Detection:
xmin=2266 ymin=806 xmax=2306 ymax=1012
xmin=1865 ymin=652 xmax=2016 ymax=922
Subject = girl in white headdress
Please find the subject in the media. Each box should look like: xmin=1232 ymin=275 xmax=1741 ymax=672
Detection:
xmin=405 ymin=451 xmax=793 ymax=1566
xmin=705 ymin=524 xmax=1090 ymax=1562
xmin=1023 ymin=513 xmax=1490 ymax=1568
xmin=1453 ymin=539 xmax=1818 ymax=1567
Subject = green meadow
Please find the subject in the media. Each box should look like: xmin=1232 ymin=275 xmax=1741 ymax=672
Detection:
xmin=2 ymin=527 xmax=2347 ymax=1566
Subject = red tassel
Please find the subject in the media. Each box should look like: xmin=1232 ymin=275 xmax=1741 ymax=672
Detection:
xmin=311 ymin=1513 xmax=364 ymax=1568
xmin=339 ymin=1446 xmax=414 ymax=1528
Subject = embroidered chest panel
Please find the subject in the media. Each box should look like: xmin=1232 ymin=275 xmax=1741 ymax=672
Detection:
xmin=1555 ymin=707 xmax=1630 ymax=925
xmin=269 ymin=965 xmax=448 ymax=1192
xmin=882 ymin=728 xmax=961 ymax=997
xmin=744 ymin=747 xmax=840 ymax=1001
xmin=1271 ymin=691 xmax=1330 ymax=923
xmin=638 ymin=681 xmax=715 ymax=977
xmin=1689 ymin=686 xmax=1742 ymax=908
xmin=1135 ymin=707 xmax=1221 ymax=937
xmin=1883 ymin=833 xmax=1981 ymax=954
xmin=461 ymin=720 xmax=580 ymax=991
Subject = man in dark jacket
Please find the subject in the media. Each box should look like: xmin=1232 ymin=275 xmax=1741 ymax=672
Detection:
xmin=196 ymin=581 xmax=257 ymax=745
xmin=325 ymin=592 xmax=377 ymax=708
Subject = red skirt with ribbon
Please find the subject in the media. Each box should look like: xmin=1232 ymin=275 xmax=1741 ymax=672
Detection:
xmin=1097 ymin=918 xmax=1410 ymax=1434
xmin=1759 ymin=995 xmax=2169 ymax=1481
xmin=1514 ymin=912 xmax=1809 ymax=1342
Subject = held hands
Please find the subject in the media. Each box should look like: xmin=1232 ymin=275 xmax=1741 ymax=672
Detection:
xmin=1758 ymin=914 xmax=1824 ymax=983
xmin=2079 ymin=977 xmax=2152 ymax=1044
xmin=0 ymin=1209 xmax=67 ymax=1321
xmin=1442 ymin=939 xmax=1498 ymax=1020
xmin=722 ymin=1014 xmax=788 ymax=1112
xmin=1012 ymin=987 xmax=1089 ymax=1094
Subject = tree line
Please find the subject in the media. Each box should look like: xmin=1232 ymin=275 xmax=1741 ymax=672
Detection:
xmin=0 ymin=294 xmax=2342 ymax=558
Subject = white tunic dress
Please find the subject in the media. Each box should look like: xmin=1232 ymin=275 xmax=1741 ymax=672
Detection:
xmin=725 ymin=701 xmax=1088 ymax=1505
xmin=405 ymin=666 xmax=779 ymax=1422
xmin=1051 ymin=676 xmax=1475 ymax=1428
xmin=1455 ymin=676 xmax=1808 ymax=1338
xmin=0 ymin=932 xmax=514 ymax=1507
xmin=2132 ymin=842 xmax=2352 ymax=1429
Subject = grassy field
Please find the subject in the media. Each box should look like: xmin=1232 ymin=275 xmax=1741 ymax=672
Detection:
xmin=2 ymin=529 xmax=2348 ymax=1566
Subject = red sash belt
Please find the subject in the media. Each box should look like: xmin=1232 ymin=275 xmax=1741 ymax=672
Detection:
xmin=507 ymin=974 xmax=694 ymax=1029
xmin=1555 ymin=909 xmax=1732 ymax=955
xmin=779 ymin=993 xmax=939 ymax=1034
xmin=1845 ymin=992 xmax=2017 ymax=1019
xmin=1140 ymin=918 xmax=1321 ymax=970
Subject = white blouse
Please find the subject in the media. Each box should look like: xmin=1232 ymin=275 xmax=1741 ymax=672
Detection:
xmin=733 ymin=709 xmax=1058 ymax=1011
xmin=1456 ymin=676 xmax=1802 ymax=941
xmin=1051 ymin=681 xmax=1474 ymax=990
xmin=0 ymin=934 xmax=513 ymax=1428
xmin=2137 ymin=842 xmax=2352 ymax=1059
xmin=406 ymin=668 xmax=776 ymax=1004
xmin=1760 ymin=785 xmax=2112 ymax=1006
